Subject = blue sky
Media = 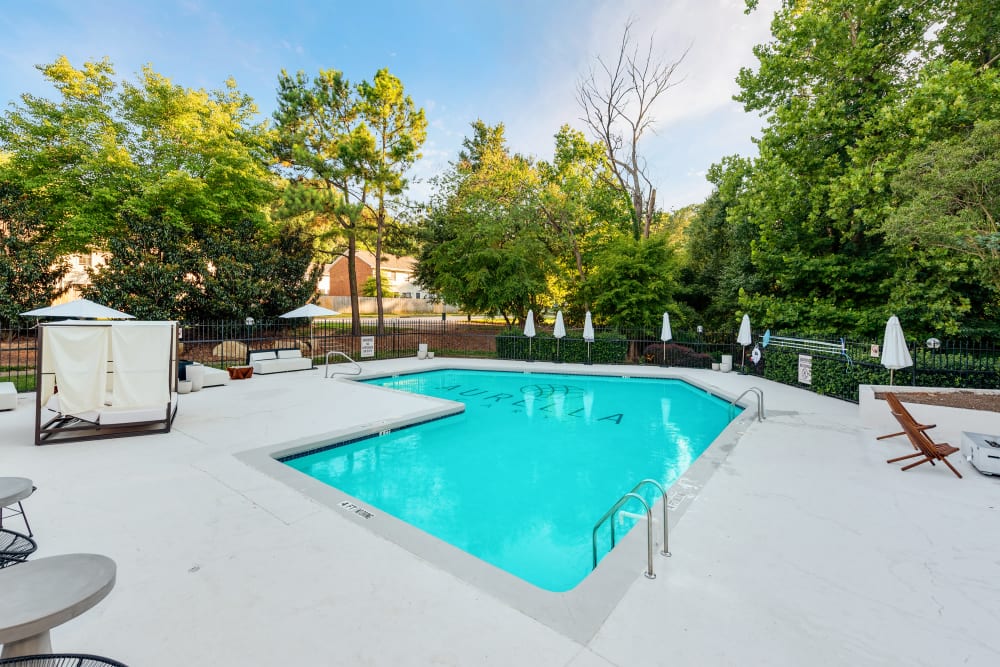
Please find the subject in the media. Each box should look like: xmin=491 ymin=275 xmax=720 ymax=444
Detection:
xmin=0 ymin=0 xmax=778 ymax=209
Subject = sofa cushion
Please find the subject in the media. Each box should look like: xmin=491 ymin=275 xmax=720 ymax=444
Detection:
xmin=248 ymin=351 xmax=277 ymax=363
xmin=277 ymin=349 xmax=302 ymax=359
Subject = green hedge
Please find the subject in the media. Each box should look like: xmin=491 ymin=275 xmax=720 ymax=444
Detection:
xmin=760 ymin=348 xmax=1000 ymax=401
xmin=496 ymin=331 xmax=628 ymax=364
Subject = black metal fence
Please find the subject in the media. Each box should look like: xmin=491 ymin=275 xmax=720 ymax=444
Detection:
xmin=3 ymin=320 xmax=999 ymax=403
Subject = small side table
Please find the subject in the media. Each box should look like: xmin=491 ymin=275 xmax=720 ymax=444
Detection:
xmin=961 ymin=432 xmax=1000 ymax=476
xmin=0 ymin=553 xmax=116 ymax=658
xmin=0 ymin=478 xmax=34 ymax=537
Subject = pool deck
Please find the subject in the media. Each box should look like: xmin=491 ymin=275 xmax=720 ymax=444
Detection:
xmin=2 ymin=358 xmax=998 ymax=666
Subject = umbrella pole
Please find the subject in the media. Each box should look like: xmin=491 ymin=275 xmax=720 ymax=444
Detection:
xmin=587 ymin=341 xmax=591 ymax=365
xmin=890 ymin=369 xmax=894 ymax=386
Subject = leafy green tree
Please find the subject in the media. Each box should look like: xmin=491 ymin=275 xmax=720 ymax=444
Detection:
xmin=1 ymin=57 xmax=297 ymax=321
xmin=195 ymin=220 xmax=321 ymax=321
xmin=536 ymin=125 xmax=631 ymax=322
xmin=416 ymin=123 xmax=549 ymax=324
xmin=82 ymin=210 xmax=203 ymax=320
xmin=356 ymin=69 xmax=426 ymax=331
xmin=734 ymin=0 xmax=942 ymax=336
xmin=677 ymin=156 xmax=757 ymax=329
xmin=0 ymin=180 xmax=68 ymax=326
xmin=362 ymin=275 xmax=397 ymax=298
xmin=887 ymin=119 xmax=1000 ymax=293
xmin=273 ymin=67 xmax=424 ymax=335
xmin=582 ymin=235 xmax=680 ymax=331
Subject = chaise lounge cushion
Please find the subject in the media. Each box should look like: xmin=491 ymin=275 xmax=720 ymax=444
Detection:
xmin=250 ymin=349 xmax=312 ymax=374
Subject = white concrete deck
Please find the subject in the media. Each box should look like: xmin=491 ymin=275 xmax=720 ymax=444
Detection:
xmin=2 ymin=359 xmax=998 ymax=666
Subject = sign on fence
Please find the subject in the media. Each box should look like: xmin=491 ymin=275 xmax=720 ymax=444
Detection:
xmin=360 ymin=336 xmax=375 ymax=358
xmin=870 ymin=344 xmax=880 ymax=358
xmin=798 ymin=354 xmax=812 ymax=385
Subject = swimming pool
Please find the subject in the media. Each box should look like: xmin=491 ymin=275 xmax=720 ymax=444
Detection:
xmin=282 ymin=370 xmax=738 ymax=591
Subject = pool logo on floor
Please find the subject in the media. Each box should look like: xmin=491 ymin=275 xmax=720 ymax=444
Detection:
xmin=437 ymin=383 xmax=624 ymax=424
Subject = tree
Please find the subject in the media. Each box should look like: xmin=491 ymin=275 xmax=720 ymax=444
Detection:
xmin=1 ymin=57 xmax=297 ymax=321
xmin=415 ymin=123 xmax=549 ymax=324
xmin=273 ymin=67 xmax=425 ymax=335
xmin=363 ymin=275 xmax=397 ymax=298
xmin=677 ymin=156 xmax=756 ymax=329
xmin=577 ymin=18 xmax=688 ymax=239
xmin=582 ymin=235 xmax=681 ymax=331
xmin=356 ymin=69 xmax=427 ymax=332
xmin=0 ymin=180 xmax=68 ymax=326
xmin=887 ymin=119 xmax=1000 ymax=292
xmin=273 ymin=68 xmax=369 ymax=335
xmin=733 ymin=0 xmax=941 ymax=336
xmin=534 ymin=126 xmax=631 ymax=322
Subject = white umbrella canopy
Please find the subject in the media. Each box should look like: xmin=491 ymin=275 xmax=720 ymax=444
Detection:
xmin=21 ymin=298 xmax=134 ymax=319
xmin=523 ymin=310 xmax=536 ymax=338
xmin=552 ymin=310 xmax=567 ymax=363
xmin=278 ymin=304 xmax=340 ymax=319
xmin=736 ymin=313 xmax=752 ymax=367
xmin=736 ymin=314 xmax=752 ymax=346
xmin=660 ymin=312 xmax=673 ymax=342
xmin=553 ymin=311 xmax=566 ymax=339
xmin=279 ymin=304 xmax=339 ymax=361
xmin=881 ymin=315 xmax=913 ymax=386
xmin=582 ymin=311 xmax=595 ymax=342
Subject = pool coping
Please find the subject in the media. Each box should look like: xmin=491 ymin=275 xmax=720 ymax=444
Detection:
xmin=237 ymin=362 xmax=761 ymax=643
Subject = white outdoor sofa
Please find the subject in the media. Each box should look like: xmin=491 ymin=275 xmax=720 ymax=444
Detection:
xmin=248 ymin=349 xmax=312 ymax=375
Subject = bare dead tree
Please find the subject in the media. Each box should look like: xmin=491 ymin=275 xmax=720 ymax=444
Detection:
xmin=577 ymin=19 xmax=689 ymax=239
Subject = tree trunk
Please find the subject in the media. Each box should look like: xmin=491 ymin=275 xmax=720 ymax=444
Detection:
xmin=375 ymin=203 xmax=385 ymax=335
xmin=346 ymin=235 xmax=361 ymax=336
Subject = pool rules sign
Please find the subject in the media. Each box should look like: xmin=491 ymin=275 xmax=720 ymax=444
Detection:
xmin=798 ymin=354 xmax=812 ymax=385
xmin=360 ymin=336 xmax=375 ymax=358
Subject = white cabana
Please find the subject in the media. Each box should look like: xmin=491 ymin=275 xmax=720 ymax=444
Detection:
xmin=35 ymin=320 xmax=178 ymax=445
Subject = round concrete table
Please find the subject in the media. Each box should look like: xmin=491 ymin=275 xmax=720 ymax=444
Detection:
xmin=0 ymin=553 xmax=116 ymax=658
xmin=0 ymin=478 xmax=33 ymax=510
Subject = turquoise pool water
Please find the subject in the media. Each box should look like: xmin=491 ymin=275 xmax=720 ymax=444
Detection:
xmin=283 ymin=370 xmax=737 ymax=591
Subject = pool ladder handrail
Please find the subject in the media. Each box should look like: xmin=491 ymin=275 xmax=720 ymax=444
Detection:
xmin=592 ymin=479 xmax=670 ymax=579
xmin=730 ymin=387 xmax=765 ymax=422
xmin=324 ymin=351 xmax=362 ymax=378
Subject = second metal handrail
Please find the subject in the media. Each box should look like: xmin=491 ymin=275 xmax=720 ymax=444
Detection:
xmin=730 ymin=387 xmax=765 ymax=422
xmin=592 ymin=478 xmax=671 ymax=579
xmin=324 ymin=351 xmax=362 ymax=378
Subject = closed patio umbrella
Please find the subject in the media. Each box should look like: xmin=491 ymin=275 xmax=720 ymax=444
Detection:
xmin=881 ymin=315 xmax=912 ymax=386
xmin=660 ymin=312 xmax=673 ymax=365
xmin=583 ymin=311 xmax=595 ymax=364
xmin=737 ymin=314 xmax=752 ymax=367
xmin=21 ymin=298 xmax=134 ymax=320
xmin=524 ymin=309 xmax=536 ymax=361
xmin=553 ymin=310 xmax=566 ymax=362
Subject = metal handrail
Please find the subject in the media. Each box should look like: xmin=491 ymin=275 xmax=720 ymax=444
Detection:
xmin=592 ymin=478 xmax=671 ymax=578
xmin=324 ymin=351 xmax=362 ymax=378
xmin=730 ymin=387 xmax=765 ymax=422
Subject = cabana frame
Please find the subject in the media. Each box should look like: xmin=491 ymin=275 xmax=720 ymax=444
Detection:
xmin=33 ymin=321 xmax=179 ymax=446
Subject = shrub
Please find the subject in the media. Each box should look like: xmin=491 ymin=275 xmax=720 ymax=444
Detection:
xmin=642 ymin=342 xmax=713 ymax=368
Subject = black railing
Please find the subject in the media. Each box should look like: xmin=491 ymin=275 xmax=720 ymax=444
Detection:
xmin=4 ymin=320 xmax=999 ymax=403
